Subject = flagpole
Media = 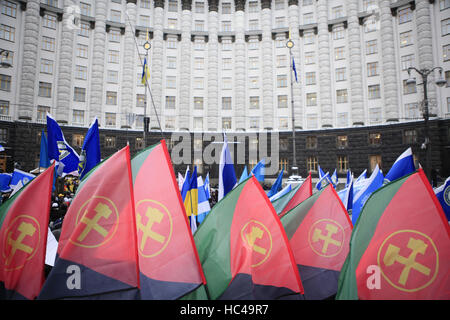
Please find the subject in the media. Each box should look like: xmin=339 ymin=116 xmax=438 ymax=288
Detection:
xmin=286 ymin=35 xmax=297 ymax=175
xmin=143 ymin=30 xmax=151 ymax=148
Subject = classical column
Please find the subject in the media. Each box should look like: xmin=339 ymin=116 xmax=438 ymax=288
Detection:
xmin=317 ymin=0 xmax=333 ymax=128
xmin=288 ymin=0 xmax=303 ymax=129
xmin=207 ymin=0 xmax=219 ymax=131
xmin=178 ymin=0 xmax=192 ymax=131
xmin=55 ymin=0 xmax=77 ymax=124
xmin=379 ymin=0 xmax=399 ymax=122
xmin=347 ymin=0 xmax=365 ymax=125
xmin=261 ymin=0 xmax=273 ymax=130
xmin=89 ymin=0 xmax=107 ymax=123
xmin=151 ymin=0 xmax=164 ymax=130
xmin=416 ymin=0 xmax=436 ymax=115
xmin=234 ymin=0 xmax=246 ymax=131
xmin=18 ymin=0 xmax=40 ymax=121
xmin=121 ymin=0 xmax=137 ymax=128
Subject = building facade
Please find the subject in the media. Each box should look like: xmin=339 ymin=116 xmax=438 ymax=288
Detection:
xmin=1 ymin=0 xmax=450 ymax=181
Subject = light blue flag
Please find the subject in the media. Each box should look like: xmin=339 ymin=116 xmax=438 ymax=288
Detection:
xmin=47 ymin=113 xmax=80 ymax=176
xmin=345 ymin=169 xmax=352 ymax=188
xmin=238 ymin=166 xmax=249 ymax=184
xmin=0 ymin=144 xmax=5 ymax=152
xmin=196 ymin=176 xmax=211 ymax=225
xmin=9 ymin=169 xmax=35 ymax=189
xmin=316 ymin=172 xmax=331 ymax=191
xmin=218 ymin=133 xmax=237 ymax=200
xmin=251 ymin=158 xmax=265 ymax=183
xmin=0 ymin=173 xmax=12 ymax=192
xmin=351 ymin=165 xmax=384 ymax=225
xmin=355 ymin=169 xmax=367 ymax=183
xmin=204 ymin=172 xmax=210 ymax=199
xmin=267 ymin=169 xmax=283 ymax=198
xmin=318 ymin=165 xmax=326 ymax=179
xmin=78 ymin=117 xmax=101 ymax=179
xmin=331 ymin=169 xmax=338 ymax=187
xmin=269 ymin=184 xmax=292 ymax=202
xmin=434 ymin=176 xmax=450 ymax=221
xmin=383 ymin=147 xmax=415 ymax=184
xmin=39 ymin=130 xmax=50 ymax=169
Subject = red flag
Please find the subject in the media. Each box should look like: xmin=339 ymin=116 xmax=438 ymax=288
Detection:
xmin=0 ymin=164 xmax=54 ymax=300
xmin=279 ymin=173 xmax=312 ymax=217
xmin=39 ymin=146 xmax=139 ymax=299
xmin=131 ymin=141 xmax=205 ymax=299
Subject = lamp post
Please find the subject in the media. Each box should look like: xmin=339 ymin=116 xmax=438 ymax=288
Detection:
xmin=286 ymin=37 xmax=297 ymax=175
xmin=143 ymin=37 xmax=151 ymax=148
xmin=406 ymin=66 xmax=446 ymax=182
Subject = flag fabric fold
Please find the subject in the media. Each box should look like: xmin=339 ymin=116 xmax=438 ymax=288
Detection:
xmin=279 ymin=174 xmax=313 ymax=217
xmin=316 ymin=172 xmax=331 ymax=191
xmin=130 ymin=141 xmax=205 ymax=299
xmin=196 ymin=176 xmax=211 ymax=225
xmin=337 ymin=169 xmax=450 ymax=300
xmin=238 ymin=166 xmax=249 ymax=184
xmin=0 ymin=164 xmax=54 ymax=300
xmin=218 ymin=134 xmax=237 ymax=201
xmin=269 ymin=184 xmax=292 ymax=202
xmin=251 ymin=159 xmax=265 ymax=183
xmin=39 ymin=130 xmax=50 ymax=169
xmin=383 ymin=147 xmax=415 ymax=184
xmin=78 ymin=117 xmax=101 ymax=180
xmin=267 ymin=169 xmax=283 ymax=198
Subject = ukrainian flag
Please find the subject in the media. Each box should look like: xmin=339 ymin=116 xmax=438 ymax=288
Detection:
xmin=141 ymin=57 xmax=149 ymax=85
xmin=184 ymin=166 xmax=198 ymax=217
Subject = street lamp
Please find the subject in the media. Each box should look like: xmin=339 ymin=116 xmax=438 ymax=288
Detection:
xmin=286 ymin=37 xmax=297 ymax=175
xmin=406 ymin=66 xmax=446 ymax=182
xmin=142 ymin=36 xmax=151 ymax=148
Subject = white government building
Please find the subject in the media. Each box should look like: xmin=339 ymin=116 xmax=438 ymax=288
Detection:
xmin=1 ymin=0 xmax=450 ymax=133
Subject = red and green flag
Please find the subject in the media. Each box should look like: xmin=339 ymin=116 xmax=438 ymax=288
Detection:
xmin=185 ymin=176 xmax=303 ymax=300
xmin=279 ymin=173 xmax=312 ymax=217
xmin=337 ymin=169 xmax=450 ymax=299
xmin=38 ymin=146 xmax=140 ymax=299
xmin=131 ymin=140 xmax=206 ymax=299
xmin=280 ymin=185 xmax=352 ymax=300
xmin=0 ymin=164 xmax=54 ymax=300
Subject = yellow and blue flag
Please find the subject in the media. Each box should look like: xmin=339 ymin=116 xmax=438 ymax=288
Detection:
xmin=184 ymin=166 xmax=198 ymax=218
xmin=141 ymin=57 xmax=149 ymax=85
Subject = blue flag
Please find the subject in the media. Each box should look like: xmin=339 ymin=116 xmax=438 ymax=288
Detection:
xmin=0 ymin=144 xmax=4 ymax=152
xmin=269 ymin=184 xmax=292 ymax=202
xmin=316 ymin=172 xmax=331 ymax=191
xmin=9 ymin=169 xmax=35 ymax=189
xmin=351 ymin=165 xmax=384 ymax=225
xmin=345 ymin=169 xmax=352 ymax=188
xmin=204 ymin=172 xmax=210 ymax=199
xmin=251 ymin=158 xmax=265 ymax=183
xmin=355 ymin=169 xmax=367 ymax=183
xmin=78 ymin=117 xmax=101 ymax=179
xmin=337 ymin=175 xmax=354 ymax=214
xmin=435 ymin=176 xmax=450 ymax=221
xmin=196 ymin=176 xmax=211 ymax=225
xmin=181 ymin=167 xmax=191 ymax=201
xmin=218 ymin=133 xmax=237 ymax=200
xmin=292 ymin=57 xmax=298 ymax=83
xmin=318 ymin=165 xmax=326 ymax=179
xmin=47 ymin=113 xmax=80 ymax=176
xmin=0 ymin=173 xmax=11 ymax=192
xmin=238 ymin=166 xmax=249 ymax=184
xmin=39 ymin=130 xmax=50 ymax=169
xmin=383 ymin=147 xmax=415 ymax=184
xmin=267 ymin=169 xmax=283 ymax=198
xmin=330 ymin=169 xmax=338 ymax=187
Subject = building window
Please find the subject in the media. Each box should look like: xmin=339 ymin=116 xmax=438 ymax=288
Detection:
xmin=43 ymin=14 xmax=57 ymax=29
xmin=280 ymin=158 xmax=288 ymax=172
xmin=248 ymin=1 xmax=258 ymax=13
xmin=369 ymin=107 xmax=382 ymax=124
xmin=108 ymin=29 xmax=121 ymax=42
xmin=442 ymin=18 xmax=450 ymax=36
xmin=222 ymin=77 xmax=232 ymax=90
xmin=222 ymin=2 xmax=231 ymax=14
xmin=398 ymin=8 xmax=412 ymax=24
xmin=303 ymin=12 xmax=314 ymax=25
xmin=80 ymin=2 xmax=91 ymax=16
xmin=305 ymin=72 xmax=316 ymax=85
xmin=249 ymin=57 xmax=258 ymax=69
xmin=337 ymin=135 xmax=348 ymax=149
xmin=305 ymin=52 xmax=315 ymax=65
xmin=337 ymin=155 xmax=349 ymax=173
xmin=366 ymin=39 xmax=377 ymax=55
xmin=0 ymin=128 xmax=7 ymax=143
xmin=304 ymin=32 xmax=315 ymax=45
xmin=110 ymin=10 xmax=121 ymax=22
xmin=139 ymin=15 xmax=150 ymax=27
xmin=166 ymin=76 xmax=176 ymax=88
xmin=369 ymin=133 xmax=382 ymax=146
xmin=275 ymin=0 xmax=285 ymax=10
xmin=135 ymin=137 xmax=144 ymax=150
xmin=194 ymin=97 xmax=204 ymax=109
xmin=278 ymin=95 xmax=288 ymax=109
xmin=136 ymin=94 xmax=145 ymax=108
xmin=106 ymin=91 xmax=117 ymax=105
xmin=75 ymin=65 xmax=87 ymax=80
xmin=440 ymin=0 xmax=450 ymax=10
xmin=367 ymin=62 xmax=379 ymax=76
xmin=195 ymin=20 xmax=205 ymax=32
xmin=78 ymin=22 xmax=90 ymax=37
xmin=276 ymin=54 xmax=287 ymax=68
xmin=369 ymin=155 xmax=382 ymax=171
xmin=222 ymin=38 xmax=232 ymax=50
xmin=363 ymin=0 xmax=377 ymax=11
xmin=105 ymin=113 xmax=116 ymax=127
xmin=108 ymin=50 xmax=120 ymax=63
xmin=335 ymin=47 xmax=345 ymax=60
xmin=248 ymin=37 xmax=259 ymax=50
xmin=194 ymin=117 xmax=203 ymax=130
xmin=194 ymin=57 xmax=204 ymax=69
xmin=403 ymin=129 xmax=417 ymax=144
xmin=0 ymin=100 xmax=9 ymax=116
xmin=40 ymin=59 xmax=54 ymax=75
xmin=107 ymin=70 xmax=118 ymax=83
xmin=37 ymin=106 xmax=50 ymax=122
xmin=77 ymin=44 xmax=89 ymax=58
xmin=0 ymin=50 xmax=13 ymax=66
xmin=336 ymin=89 xmax=348 ymax=103
xmin=279 ymin=117 xmax=288 ymax=130
xmin=337 ymin=112 xmax=348 ymax=127
xmin=401 ymin=54 xmax=414 ymax=70
xmin=400 ymin=31 xmax=413 ymax=47
xmin=72 ymin=134 xmax=84 ymax=147
xmin=275 ymin=17 xmax=286 ymax=28
xmin=222 ymin=97 xmax=232 ymax=110
xmin=303 ymin=0 xmax=313 ymax=5
xmin=306 ymin=136 xmax=317 ymax=149
xmin=249 ymin=117 xmax=259 ymax=130
xmin=0 ymin=24 xmax=15 ymax=42
xmin=307 ymin=156 xmax=318 ymax=172
xmin=249 ymin=96 xmax=259 ymax=109
xmin=38 ymin=82 xmax=52 ymax=97
xmin=0 ymin=75 xmax=11 ymax=92
xmin=165 ymin=116 xmax=175 ymax=129
xmin=168 ymin=0 xmax=178 ymax=12
xmin=195 ymin=77 xmax=205 ymax=89
xmin=167 ymin=37 xmax=177 ymax=49
xmin=332 ymin=5 xmax=344 ymax=19
xmin=42 ymin=36 xmax=55 ymax=51
xmin=165 ymin=96 xmax=176 ymax=109
xmin=74 ymin=87 xmax=86 ymax=102
xmin=368 ymin=84 xmax=381 ymax=99
xmin=332 ymin=25 xmax=345 ymax=40
xmin=73 ymin=110 xmax=84 ymax=125
xmin=335 ymin=67 xmax=346 ymax=81
xmin=222 ymin=117 xmax=232 ymax=130
xmin=306 ymin=93 xmax=317 ymax=106
xmin=105 ymin=136 xmax=116 ymax=148
xmin=403 ymin=79 xmax=417 ymax=94
xmin=167 ymin=18 xmax=177 ymax=29
xmin=277 ymin=74 xmax=287 ymax=88
xmin=249 ymin=76 xmax=259 ymax=89
xmin=248 ymin=19 xmax=258 ymax=31
xmin=2 ymin=1 xmax=17 ymax=18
